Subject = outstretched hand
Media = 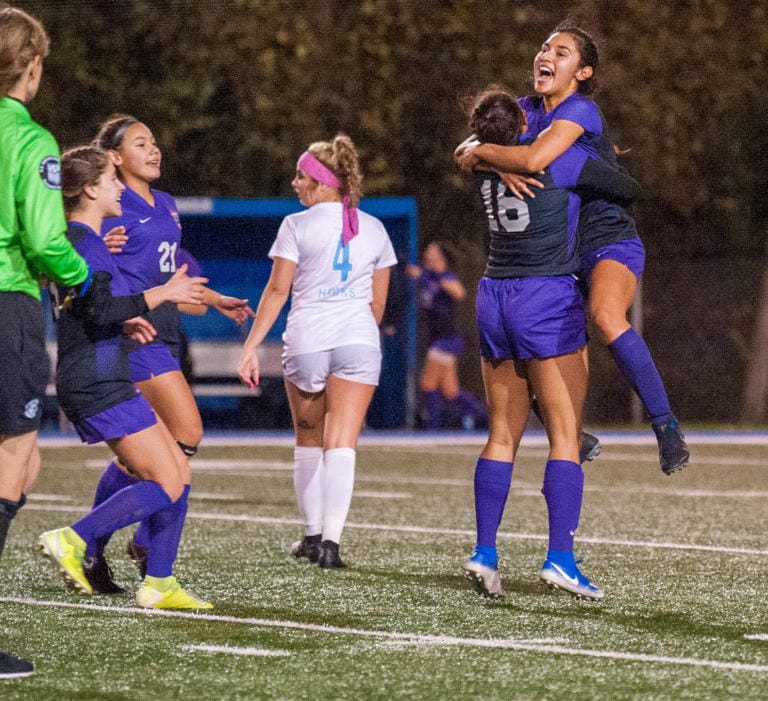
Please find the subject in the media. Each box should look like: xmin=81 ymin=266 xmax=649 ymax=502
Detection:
xmin=214 ymin=295 xmax=257 ymax=326
xmin=163 ymin=264 xmax=208 ymax=305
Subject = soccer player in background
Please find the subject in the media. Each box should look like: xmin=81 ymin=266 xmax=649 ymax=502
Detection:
xmin=80 ymin=115 xmax=253 ymax=589
xmin=406 ymin=241 xmax=487 ymax=431
xmin=38 ymin=145 xmax=213 ymax=610
xmin=456 ymin=24 xmax=689 ymax=477
xmin=237 ymin=134 xmax=397 ymax=569
xmin=0 ymin=5 xmax=91 ymax=678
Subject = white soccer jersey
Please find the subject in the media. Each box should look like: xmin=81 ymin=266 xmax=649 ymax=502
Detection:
xmin=269 ymin=202 xmax=398 ymax=355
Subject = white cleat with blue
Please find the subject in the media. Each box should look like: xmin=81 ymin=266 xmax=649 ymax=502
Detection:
xmin=539 ymin=558 xmax=604 ymax=601
xmin=463 ymin=554 xmax=504 ymax=600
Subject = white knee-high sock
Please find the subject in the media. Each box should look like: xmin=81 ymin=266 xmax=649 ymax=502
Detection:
xmin=322 ymin=447 xmax=356 ymax=544
xmin=293 ymin=446 xmax=324 ymax=536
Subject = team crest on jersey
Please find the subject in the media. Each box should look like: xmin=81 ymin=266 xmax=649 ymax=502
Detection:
xmin=39 ymin=156 xmax=61 ymax=189
xmin=23 ymin=398 xmax=41 ymax=419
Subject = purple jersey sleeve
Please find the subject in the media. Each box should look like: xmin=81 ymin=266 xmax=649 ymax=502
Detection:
xmin=549 ymin=94 xmax=602 ymax=140
xmin=175 ymin=248 xmax=203 ymax=278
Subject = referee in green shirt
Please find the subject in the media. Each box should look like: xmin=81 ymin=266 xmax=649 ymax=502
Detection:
xmin=0 ymin=6 xmax=90 ymax=679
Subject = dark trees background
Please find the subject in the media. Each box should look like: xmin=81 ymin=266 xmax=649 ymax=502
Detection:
xmin=16 ymin=0 xmax=768 ymax=424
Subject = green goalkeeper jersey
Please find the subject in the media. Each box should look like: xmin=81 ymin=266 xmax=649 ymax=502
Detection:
xmin=0 ymin=96 xmax=87 ymax=299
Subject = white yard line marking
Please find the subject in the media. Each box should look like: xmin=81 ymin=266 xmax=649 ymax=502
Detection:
xmin=188 ymin=492 xmax=245 ymax=502
xmin=40 ymin=430 xmax=768 ymax=451
xmin=745 ymin=634 xmax=768 ymax=641
xmin=72 ymin=457 xmax=763 ymax=499
xmin=84 ymin=459 xmax=293 ymax=471
xmin=354 ymin=491 xmax=412 ymax=499
xmin=23 ymin=503 xmax=768 ymax=557
xmin=27 ymin=494 xmax=73 ymax=502
xmin=181 ymin=644 xmax=291 ymax=657
xmin=3 ymin=597 xmax=767 ymax=673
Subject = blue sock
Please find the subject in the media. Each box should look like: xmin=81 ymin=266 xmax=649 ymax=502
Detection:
xmin=146 ymin=485 xmax=189 ymax=578
xmin=545 ymin=549 xmax=576 ymax=570
xmin=456 ymin=390 xmax=488 ymax=421
xmin=609 ymin=328 xmax=672 ymax=423
xmin=88 ymin=460 xmax=138 ymax=557
xmin=72 ymin=481 xmax=173 ymax=548
xmin=474 ymin=458 xmax=513 ymax=560
xmin=541 ymin=460 xmax=583 ymax=552
xmin=471 ymin=544 xmax=499 ymax=568
xmin=422 ymin=390 xmax=442 ymax=430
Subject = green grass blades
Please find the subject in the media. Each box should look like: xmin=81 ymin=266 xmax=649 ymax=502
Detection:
xmin=1 ymin=438 xmax=768 ymax=699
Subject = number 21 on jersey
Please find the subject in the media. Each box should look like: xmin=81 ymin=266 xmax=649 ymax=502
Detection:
xmin=158 ymin=241 xmax=178 ymax=272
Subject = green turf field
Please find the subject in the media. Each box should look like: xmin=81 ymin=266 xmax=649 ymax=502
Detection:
xmin=1 ymin=436 xmax=767 ymax=699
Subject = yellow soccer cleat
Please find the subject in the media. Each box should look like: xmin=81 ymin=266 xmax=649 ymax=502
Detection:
xmin=135 ymin=577 xmax=213 ymax=610
xmin=38 ymin=527 xmax=92 ymax=596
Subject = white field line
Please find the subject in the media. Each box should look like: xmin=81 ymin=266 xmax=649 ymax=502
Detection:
xmin=745 ymin=634 xmax=768 ymax=641
xmin=3 ymin=597 xmax=767 ymax=673
xmin=181 ymin=644 xmax=291 ymax=657
xmin=354 ymin=490 xmax=412 ymax=499
xmin=22 ymin=502 xmax=768 ymax=556
xmin=70 ymin=458 xmax=768 ymax=500
xmin=38 ymin=430 xmax=768 ymax=451
xmin=188 ymin=492 xmax=246 ymax=502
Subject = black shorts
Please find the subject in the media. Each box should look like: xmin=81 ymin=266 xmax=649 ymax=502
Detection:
xmin=0 ymin=292 xmax=49 ymax=434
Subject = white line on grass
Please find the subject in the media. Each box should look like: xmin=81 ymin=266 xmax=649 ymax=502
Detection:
xmin=181 ymin=644 xmax=291 ymax=657
xmin=4 ymin=597 xmax=767 ymax=673
xmin=354 ymin=490 xmax=412 ymax=499
xmin=27 ymin=493 xmax=74 ymax=502
xmin=22 ymin=503 xmax=768 ymax=557
xmin=188 ymin=492 xmax=245 ymax=502
xmin=745 ymin=634 xmax=768 ymax=641
xmin=39 ymin=430 xmax=768 ymax=450
xmin=81 ymin=457 xmax=767 ymax=498
xmin=84 ymin=459 xmax=293 ymax=471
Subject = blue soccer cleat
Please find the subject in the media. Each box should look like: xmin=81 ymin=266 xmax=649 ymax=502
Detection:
xmin=539 ymin=558 xmax=604 ymax=601
xmin=463 ymin=550 xmax=504 ymax=599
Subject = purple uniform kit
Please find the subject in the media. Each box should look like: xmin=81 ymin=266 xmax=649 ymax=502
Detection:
xmin=521 ymin=91 xmax=689 ymax=475
xmin=103 ymin=186 xmax=184 ymax=363
xmin=52 ymin=222 xmax=156 ymax=439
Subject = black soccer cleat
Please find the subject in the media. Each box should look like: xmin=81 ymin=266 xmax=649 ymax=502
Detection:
xmin=0 ymin=652 xmax=34 ymax=679
xmin=291 ymin=534 xmax=322 ymax=563
xmin=579 ymin=431 xmax=601 ymax=464
xmin=652 ymin=416 xmax=690 ymax=475
xmin=126 ymin=535 xmax=148 ymax=578
xmin=83 ymin=555 xmax=125 ymax=594
xmin=317 ymin=540 xmax=346 ymax=570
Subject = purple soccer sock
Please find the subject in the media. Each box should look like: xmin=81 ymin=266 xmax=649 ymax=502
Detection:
xmin=474 ymin=458 xmax=514 ymax=549
xmin=88 ymin=460 xmax=139 ymax=557
xmin=145 ymin=485 xmax=189 ymax=578
xmin=422 ymin=390 xmax=443 ymax=430
xmin=457 ymin=390 xmax=488 ymax=422
xmin=72 ymin=481 xmax=173 ymax=548
xmin=609 ymin=328 xmax=672 ymax=423
xmin=541 ymin=459 xmax=584 ymax=552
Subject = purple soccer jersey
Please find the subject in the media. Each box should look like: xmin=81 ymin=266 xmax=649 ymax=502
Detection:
xmin=102 ymin=186 xmax=184 ymax=354
xmin=102 ymin=186 xmax=183 ymax=292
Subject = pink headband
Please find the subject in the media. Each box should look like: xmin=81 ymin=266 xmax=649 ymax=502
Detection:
xmin=297 ymin=151 xmax=359 ymax=246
